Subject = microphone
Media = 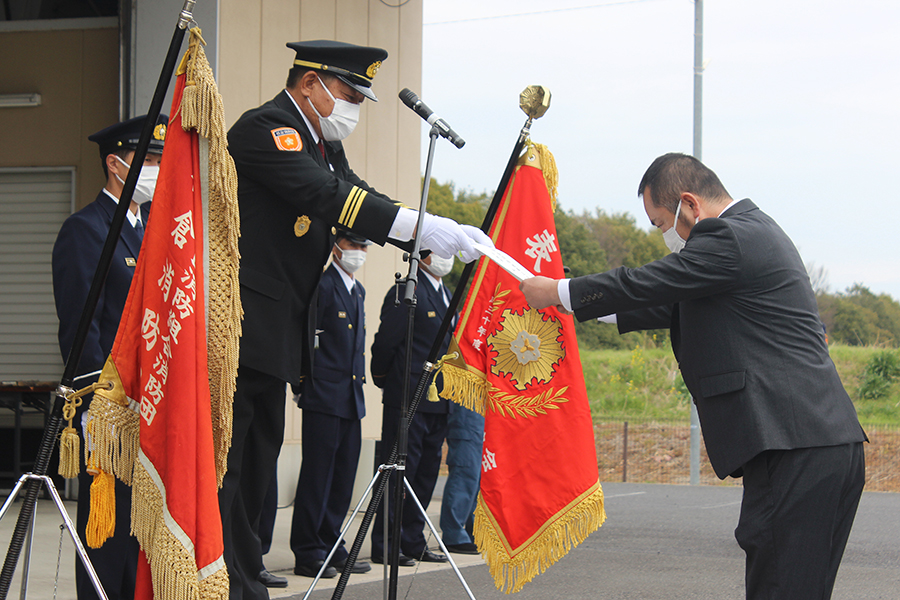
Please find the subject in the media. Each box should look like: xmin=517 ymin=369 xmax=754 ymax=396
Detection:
xmin=399 ymin=88 xmax=465 ymax=149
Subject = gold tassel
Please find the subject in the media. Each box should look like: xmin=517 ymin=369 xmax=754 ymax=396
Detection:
xmin=58 ymin=426 xmax=80 ymax=479
xmin=518 ymin=141 xmax=559 ymax=211
xmin=86 ymin=469 xmax=116 ymax=548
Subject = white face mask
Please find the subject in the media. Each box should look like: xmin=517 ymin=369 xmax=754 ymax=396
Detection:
xmin=335 ymin=245 xmax=367 ymax=274
xmin=426 ymin=254 xmax=454 ymax=278
xmin=114 ymin=155 xmax=159 ymax=205
xmin=662 ymin=200 xmax=687 ymax=254
xmin=309 ymin=75 xmax=361 ymax=141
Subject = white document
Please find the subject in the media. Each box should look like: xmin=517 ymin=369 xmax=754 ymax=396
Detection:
xmin=473 ymin=243 xmax=533 ymax=281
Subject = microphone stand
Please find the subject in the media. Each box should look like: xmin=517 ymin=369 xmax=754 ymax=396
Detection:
xmin=327 ymin=86 xmax=550 ymax=600
xmin=0 ymin=3 xmax=195 ymax=599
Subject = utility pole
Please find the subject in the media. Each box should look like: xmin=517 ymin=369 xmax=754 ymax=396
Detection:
xmin=689 ymin=0 xmax=703 ymax=486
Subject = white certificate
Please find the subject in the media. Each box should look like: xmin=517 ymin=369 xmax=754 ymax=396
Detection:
xmin=473 ymin=243 xmax=533 ymax=282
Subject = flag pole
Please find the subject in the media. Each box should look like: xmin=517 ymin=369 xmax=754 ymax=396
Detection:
xmin=0 ymin=4 xmax=196 ymax=598
xmin=329 ymin=85 xmax=550 ymax=600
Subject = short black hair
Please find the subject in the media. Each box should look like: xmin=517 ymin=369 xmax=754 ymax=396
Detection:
xmin=638 ymin=153 xmax=731 ymax=213
xmin=286 ymin=66 xmax=335 ymax=89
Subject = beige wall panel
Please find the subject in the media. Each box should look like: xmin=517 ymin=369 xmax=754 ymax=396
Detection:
xmin=396 ymin=0 xmax=423 ymax=205
xmin=299 ymin=0 xmax=337 ymax=40
xmin=219 ymin=0 xmax=263 ymax=126
xmin=260 ymin=0 xmax=301 ymax=99
xmin=335 ymin=0 xmax=370 ymax=177
xmin=0 ymin=27 xmax=117 ymax=208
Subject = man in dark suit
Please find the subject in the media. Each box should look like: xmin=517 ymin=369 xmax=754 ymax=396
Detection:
xmin=224 ymin=40 xmax=489 ymax=600
xmin=290 ymin=230 xmax=372 ymax=579
xmin=520 ymin=153 xmax=867 ymax=599
xmin=52 ymin=114 xmax=167 ymax=600
xmin=370 ymin=253 xmax=456 ymax=566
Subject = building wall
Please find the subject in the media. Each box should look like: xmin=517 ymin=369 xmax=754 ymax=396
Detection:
xmin=217 ymin=0 xmax=424 ymax=498
xmin=0 ymin=19 xmax=119 ymax=207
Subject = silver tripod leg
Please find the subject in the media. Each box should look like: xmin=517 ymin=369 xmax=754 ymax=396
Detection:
xmin=0 ymin=474 xmax=109 ymax=600
xmin=301 ymin=463 xmax=478 ymax=600
xmin=402 ymin=477 xmax=476 ymax=600
xmin=301 ymin=469 xmax=382 ymax=600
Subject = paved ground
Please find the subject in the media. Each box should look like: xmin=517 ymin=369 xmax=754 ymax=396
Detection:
xmin=1 ymin=480 xmax=898 ymax=599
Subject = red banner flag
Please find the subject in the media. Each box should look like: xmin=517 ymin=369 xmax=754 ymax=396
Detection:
xmin=441 ymin=142 xmax=605 ymax=593
xmin=87 ymin=30 xmax=239 ymax=600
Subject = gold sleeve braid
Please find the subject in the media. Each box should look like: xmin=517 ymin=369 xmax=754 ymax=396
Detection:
xmin=338 ymin=186 xmax=368 ymax=229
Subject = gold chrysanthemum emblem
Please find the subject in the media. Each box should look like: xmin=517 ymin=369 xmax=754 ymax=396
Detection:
xmin=488 ymin=308 xmax=564 ymax=391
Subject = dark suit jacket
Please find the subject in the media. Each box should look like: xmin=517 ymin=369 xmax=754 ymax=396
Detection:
xmin=227 ymin=90 xmax=402 ymax=385
xmin=371 ymin=274 xmax=454 ymax=414
xmin=297 ymin=264 xmax=366 ymax=420
xmin=569 ymin=199 xmax=866 ymax=478
xmin=52 ymin=192 xmax=149 ymax=377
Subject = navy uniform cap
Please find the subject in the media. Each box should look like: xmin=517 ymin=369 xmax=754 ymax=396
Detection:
xmin=88 ymin=114 xmax=169 ymax=158
xmin=336 ymin=229 xmax=373 ymax=246
xmin=287 ymin=40 xmax=387 ymax=102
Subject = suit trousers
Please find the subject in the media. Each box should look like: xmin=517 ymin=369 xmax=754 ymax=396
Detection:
xmin=372 ymin=405 xmax=448 ymax=558
xmin=439 ymin=405 xmax=484 ymax=545
xmin=219 ymin=366 xmax=286 ymax=600
xmin=290 ymin=411 xmax=362 ymax=565
xmin=735 ymin=442 xmax=865 ymax=600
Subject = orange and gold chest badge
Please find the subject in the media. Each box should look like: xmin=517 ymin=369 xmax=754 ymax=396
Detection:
xmin=271 ymin=127 xmax=303 ymax=151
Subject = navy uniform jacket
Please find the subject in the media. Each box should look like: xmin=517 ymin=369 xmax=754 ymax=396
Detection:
xmin=53 ymin=192 xmax=149 ymax=376
xmin=371 ymin=275 xmax=454 ymax=414
xmin=569 ymin=199 xmax=866 ymax=478
xmin=297 ymin=263 xmax=366 ymax=420
xmin=227 ymin=90 xmax=402 ymax=386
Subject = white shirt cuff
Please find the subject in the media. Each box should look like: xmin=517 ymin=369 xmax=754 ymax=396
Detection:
xmin=389 ymin=208 xmax=418 ymax=242
xmin=597 ymin=314 xmax=618 ymax=324
xmin=557 ymin=279 xmax=572 ymax=312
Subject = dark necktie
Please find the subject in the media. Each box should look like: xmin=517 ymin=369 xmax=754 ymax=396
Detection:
xmin=134 ymin=219 xmax=144 ymax=241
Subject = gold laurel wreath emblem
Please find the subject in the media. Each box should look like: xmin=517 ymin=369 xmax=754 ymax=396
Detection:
xmin=486 ymin=385 xmax=569 ymax=419
xmin=487 ymin=306 xmax=564 ymax=391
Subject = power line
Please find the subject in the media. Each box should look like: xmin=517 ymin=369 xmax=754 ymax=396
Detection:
xmin=424 ymin=0 xmax=667 ymax=26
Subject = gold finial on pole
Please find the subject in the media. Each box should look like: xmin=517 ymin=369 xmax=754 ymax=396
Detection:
xmin=519 ymin=85 xmax=551 ymax=120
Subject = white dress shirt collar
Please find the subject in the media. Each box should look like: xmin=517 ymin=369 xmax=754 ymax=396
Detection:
xmin=102 ymin=188 xmax=139 ymax=228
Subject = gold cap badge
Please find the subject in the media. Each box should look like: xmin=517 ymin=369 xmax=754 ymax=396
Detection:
xmin=366 ymin=61 xmax=382 ymax=79
xmin=294 ymin=215 xmax=311 ymax=237
xmin=153 ymin=123 xmax=167 ymax=141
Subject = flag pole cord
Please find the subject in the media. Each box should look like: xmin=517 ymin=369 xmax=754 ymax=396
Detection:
xmin=330 ymin=102 xmax=541 ymax=600
xmin=0 ymin=4 xmax=194 ymax=598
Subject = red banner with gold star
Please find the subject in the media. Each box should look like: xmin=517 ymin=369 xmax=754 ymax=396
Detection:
xmin=441 ymin=142 xmax=605 ymax=593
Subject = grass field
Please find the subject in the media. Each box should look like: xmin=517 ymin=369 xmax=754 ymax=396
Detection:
xmin=580 ymin=343 xmax=900 ymax=426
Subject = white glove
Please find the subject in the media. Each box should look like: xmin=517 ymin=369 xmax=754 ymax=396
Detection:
xmin=419 ymin=214 xmax=494 ymax=263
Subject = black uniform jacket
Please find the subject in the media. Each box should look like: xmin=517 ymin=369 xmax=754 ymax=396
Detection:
xmin=297 ymin=264 xmax=366 ymax=421
xmin=227 ymin=90 xmax=401 ymax=385
xmin=53 ymin=192 xmax=149 ymax=376
xmin=569 ymin=199 xmax=866 ymax=478
xmin=371 ymin=275 xmax=454 ymax=414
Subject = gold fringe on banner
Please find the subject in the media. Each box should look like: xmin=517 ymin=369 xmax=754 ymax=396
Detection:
xmin=474 ymin=483 xmax=606 ymax=594
xmin=518 ymin=141 xmax=558 ymax=210
xmin=131 ymin=459 xmax=229 ymax=600
xmin=177 ymin=26 xmax=241 ymax=487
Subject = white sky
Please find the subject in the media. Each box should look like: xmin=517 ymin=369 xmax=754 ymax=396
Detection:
xmin=418 ymin=0 xmax=900 ymax=299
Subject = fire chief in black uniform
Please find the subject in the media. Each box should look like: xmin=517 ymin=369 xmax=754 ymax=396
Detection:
xmin=52 ymin=114 xmax=167 ymax=600
xmin=224 ymin=40 xmax=491 ymax=600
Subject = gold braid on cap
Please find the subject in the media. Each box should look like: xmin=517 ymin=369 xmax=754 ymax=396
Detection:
xmin=292 ymin=59 xmax=372 ymax=83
